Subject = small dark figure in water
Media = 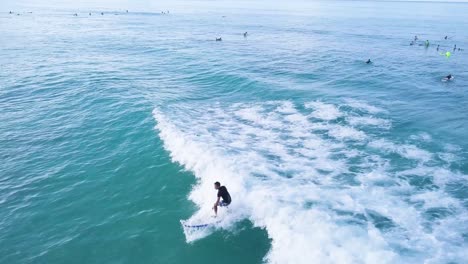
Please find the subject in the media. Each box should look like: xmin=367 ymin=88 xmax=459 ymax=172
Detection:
xmin=366 ymin=59 xmax=371 ymax=64
xmin=445 ymin=74 xmax=453 ymax=80
xmin=9 ymin=11 xmax=13 ymax=14
xmin=89 ymin=12 xmax=91 ymax=15
xmin=244 ymin=32 xmax=248 ymax=37
xmin=437 ymin=45 xmax=440 ymax=51
xmin=425 ymin=40 xmax=430 ymax=47
xmin=101 ymin=12 xmax=104 ymax=15
xmin=410 ymin=41 xmax=414 ymax=46
xmin=216 ymin=37 xmax=222 ymax=41
xmin=126 ymin=10 xmax=129 ymax=13
xmin=459 ymin=48 xmax=462 ymax=51
xmin=414 ymin=35 xmax=418 ymax=41
xmin=444 ymin=36 xmax=448 ymax=40
xmin=453 ymin=45 xmax=457 ymax=51
xmin=73 ymin=13 xmax=78 ymax=16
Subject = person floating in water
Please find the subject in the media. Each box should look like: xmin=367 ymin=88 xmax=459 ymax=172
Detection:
xmin=366 ymin=59 xmax=371 ymax=64
xmin=73 ymin=13 xmax=78 ymax=16
xmin=414 ymin=35 xmax=418 ymax=41
xmin=437 ymin=45 xmax=440 ymax=51
xmin=212 ymin=182 xmax=231 ymax=216
xmin=445 ymin=36 xmax=448 ymax=40
xmin=101 ymin=12 xmax=104 ymax=15
xmin=445 ymin=74 xmax=453 ymax=81
xmin=410 ymin=41 xmax=414 ymax=46
xmin=425 ymin=40 xmax=430 ymax=47
xmin=9 ymin=11 xmax=13 ymax=14
xmin=244 ymin=32 xmax=248 ymax=37
xmin=216 ymin=37 xmax=222 ymax=41
xmin=453 ymin=45 xmax=457 ymax=51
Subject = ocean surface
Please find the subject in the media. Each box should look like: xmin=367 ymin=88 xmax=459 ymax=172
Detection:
xmin=1 ymin=1 xmax=468 ymax=263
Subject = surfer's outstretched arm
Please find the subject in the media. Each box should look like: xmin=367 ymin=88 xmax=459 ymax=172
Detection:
xmin=212 ymin=197 xmax=220 ymax=215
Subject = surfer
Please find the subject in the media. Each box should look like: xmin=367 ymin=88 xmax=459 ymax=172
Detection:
xmin=366 ymin=59 xmax=371 ymax=64
xmin=212 ymin=182 xmax=231 ymax=216
xmin=244 ymin=32 xmax=248 ymax=37
xmin=444 ymin=74 xmax=453 ymax=81
xmin=216 ymin=37 xmax=222 ymax=41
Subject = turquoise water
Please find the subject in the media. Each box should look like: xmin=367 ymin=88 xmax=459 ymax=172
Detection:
xmin=1 ymin=1 xmax=467 ymax=263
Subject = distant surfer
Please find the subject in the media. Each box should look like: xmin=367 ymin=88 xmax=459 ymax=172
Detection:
xmin=425 ymin=40 xmax=429 ymax=48
xmin=366 ymin=59 xmax=371 ymax=64
xmin=414 ymin=35 xmax=418 ymax=41
xmin=212 ymin=182 xmax=231 ymax=216
xmin=444 ymin=36 xmax=448 ymax=40
xmin=453 ymin=44 xmax=457 ymax=51
xmin=443 ymin=74 xmax=453 ymax=81
xmin=216 ymin=37 xmax=222 ymax=41
xmin=437 ymin=45 xmax=440 ymax=51
xmin=244 ymin=32 xmax=248 ymax=37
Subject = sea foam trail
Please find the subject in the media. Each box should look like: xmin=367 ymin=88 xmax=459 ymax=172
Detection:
xmin=153 ymin=101 xmax=467 ymax=264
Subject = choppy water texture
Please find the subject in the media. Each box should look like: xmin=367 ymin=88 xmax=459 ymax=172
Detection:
xmin=1 ymin=1 xmax=468 ymax=264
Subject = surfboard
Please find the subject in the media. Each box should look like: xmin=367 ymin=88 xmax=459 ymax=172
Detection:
xmin=442 ymin=76 xmax=454 ymax=82
xmin=180 ymin=219 xmax=221 ymax=230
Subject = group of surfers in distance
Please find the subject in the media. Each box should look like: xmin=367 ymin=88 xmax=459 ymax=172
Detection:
xmin=9 ymin=11 xmax=457 ymax=83
xmin=65 ymin=10 xmax=170 ymax=16
xmin=411 ymin=35 xmax=460 ymax=81
xmin=215 ymin=32 xmax=247 ymax=42
xmin=365 ymin=35 xmax=460 ymax=82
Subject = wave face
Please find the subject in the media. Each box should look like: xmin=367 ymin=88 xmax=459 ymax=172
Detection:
xmin=153 ymin=100 xmax=467 ymax=264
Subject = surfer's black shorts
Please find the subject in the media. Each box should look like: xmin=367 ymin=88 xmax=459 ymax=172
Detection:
xmin=219 ymin=200 xmax=230 ymax=207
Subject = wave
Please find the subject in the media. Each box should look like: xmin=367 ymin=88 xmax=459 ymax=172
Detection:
xmin=153 ymin=100 xmax=467 ymax=264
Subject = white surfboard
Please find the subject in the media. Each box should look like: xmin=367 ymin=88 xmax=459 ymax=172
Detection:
xmin=442 ymin=76 xmax=454 ymax=82
xmin=180 ymin=219 xmax=221 ymax=230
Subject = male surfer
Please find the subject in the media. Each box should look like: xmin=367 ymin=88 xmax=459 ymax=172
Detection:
xmin=445 ymin=74 xmax=453 ymax=81
xmin=212 ymin=182 xmax=231 ymax=216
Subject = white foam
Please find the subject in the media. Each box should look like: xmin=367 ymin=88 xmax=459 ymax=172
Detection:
xmin=153 ymin=101 xmax=467 ymax=264
xmin=409 ymin=132 xmax=432 ymax=142
xmin=327 ymin=124 xmax=367 ymax=141
xmin=305 ymin=101 xmax=343 ymax=121
xmin=346 ymin=116 xmax=391 ymax=128
xmin=345 ymin=99 xmax=385 ymax=114
xmin=368 ymin=139 xmax=433 ymax=162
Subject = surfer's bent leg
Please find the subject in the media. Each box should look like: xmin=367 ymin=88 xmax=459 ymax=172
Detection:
xmin=213 ymin=203 xmax=218 ymax=215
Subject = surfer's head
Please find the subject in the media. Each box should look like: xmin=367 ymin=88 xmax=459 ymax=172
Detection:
xmin=214 ymin=182 xmax=221 ymax=189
